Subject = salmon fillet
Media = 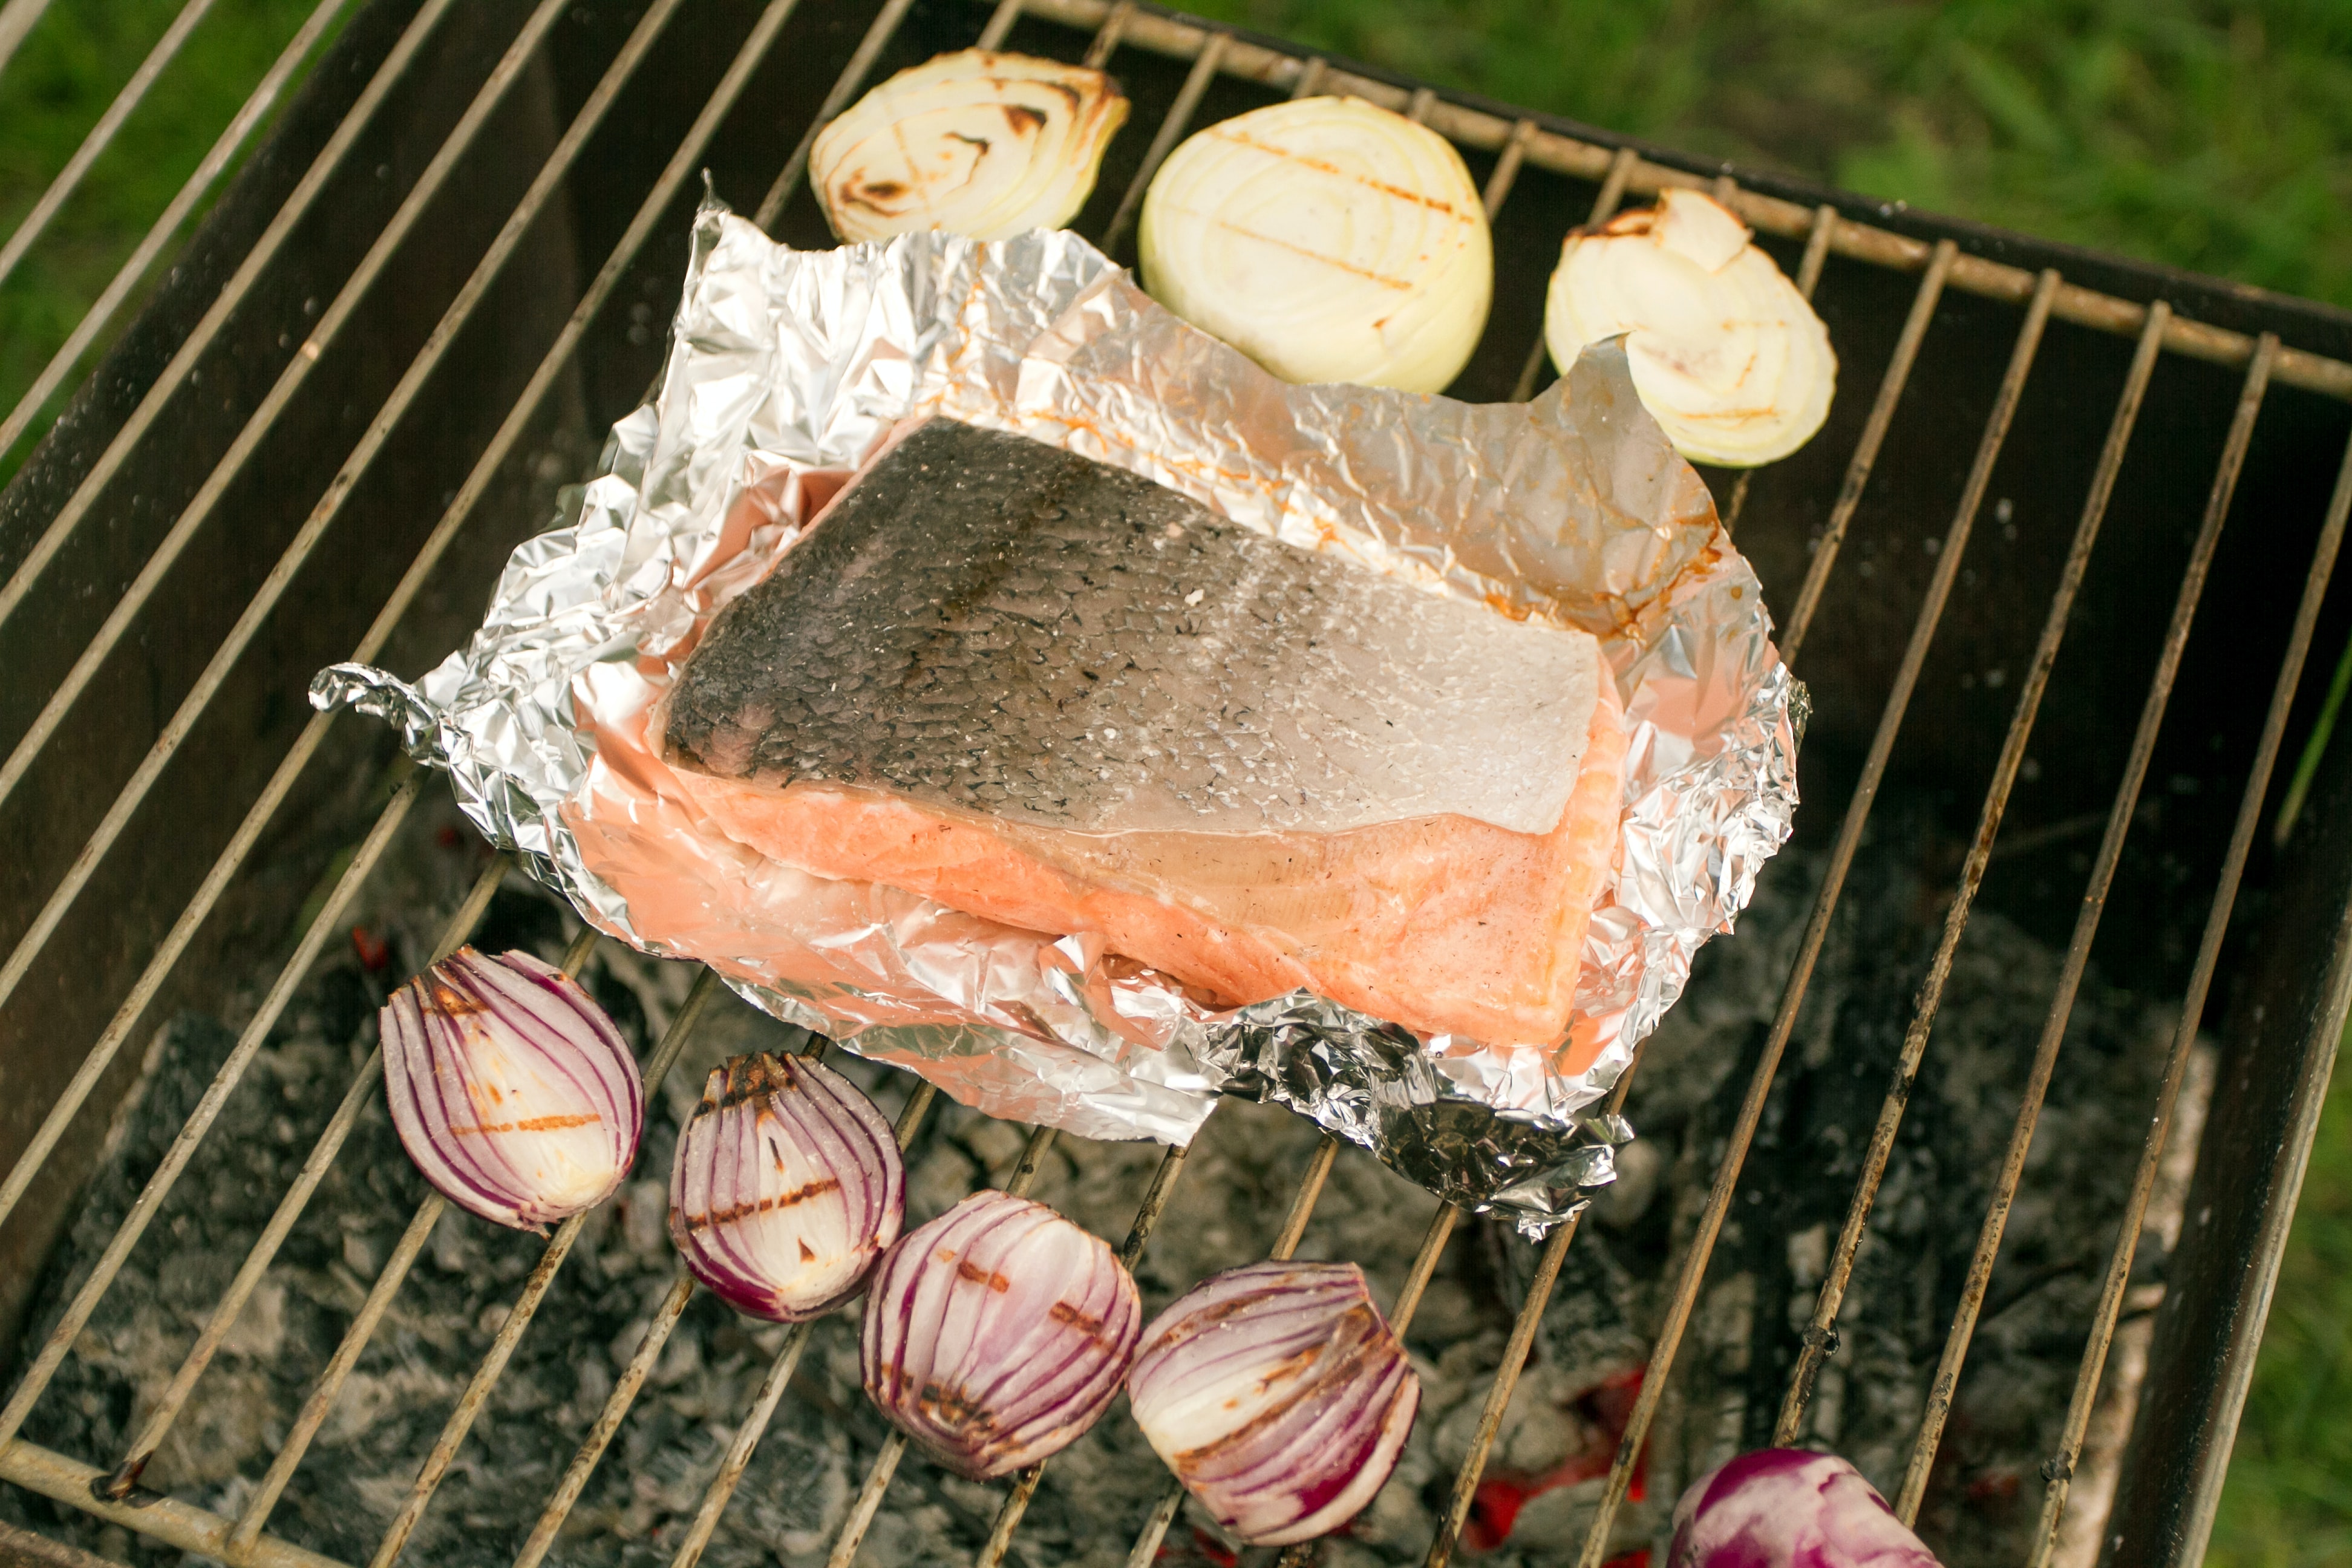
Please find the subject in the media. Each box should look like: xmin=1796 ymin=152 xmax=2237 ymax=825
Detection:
xmin=667 ymin=682 xmax=1622 ymax=1044
xmin=658 ymin=418 xmax=1627 ymax=1046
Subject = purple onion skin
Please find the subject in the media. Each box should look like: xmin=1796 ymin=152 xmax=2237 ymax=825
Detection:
xmin=380 ymin=947 xmax=644 ymax=1233
xmin=1668 ymin=1449 xmax=1942 ymax=1568
xmin=861 ymin=1190 xmax=1141 ymax=1480
xmin=667 ymin=1051 xmax=903 ymax=1322
xmin=1126 ymin=1261 xmax=1419 ymax=1547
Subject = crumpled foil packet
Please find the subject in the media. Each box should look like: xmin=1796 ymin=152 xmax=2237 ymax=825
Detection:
xmin=315 ymin=203 xmax=1800 ymax=1233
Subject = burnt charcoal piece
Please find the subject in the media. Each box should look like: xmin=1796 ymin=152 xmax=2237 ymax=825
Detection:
xmin=661 ymin=418 xmax=1601 ymax=838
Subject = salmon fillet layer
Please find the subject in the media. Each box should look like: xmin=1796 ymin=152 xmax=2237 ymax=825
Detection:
xmin=663 ymin=676 xmax=1625 ymax=1047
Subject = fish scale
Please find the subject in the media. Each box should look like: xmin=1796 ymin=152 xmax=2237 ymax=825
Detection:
xmin=662 ymin=419 xmax=1598 ymax=837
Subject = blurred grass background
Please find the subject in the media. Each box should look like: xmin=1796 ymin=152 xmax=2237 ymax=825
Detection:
xmin=2 ymin=0 xmax=2350 ymax=1562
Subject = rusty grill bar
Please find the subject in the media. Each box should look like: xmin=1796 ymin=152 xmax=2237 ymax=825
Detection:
xmin=4 ymin=2 xmax=2352 ymax=1566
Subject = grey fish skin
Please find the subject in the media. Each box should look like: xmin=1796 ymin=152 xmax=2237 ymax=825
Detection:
xmin=663 ymin=419 xmax=1599 ymax=837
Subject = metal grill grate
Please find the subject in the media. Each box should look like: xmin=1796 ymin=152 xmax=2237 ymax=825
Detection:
xmin=4 ymin=2 xmax=2352 ymax=1566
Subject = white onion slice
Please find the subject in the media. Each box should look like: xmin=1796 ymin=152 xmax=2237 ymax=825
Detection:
xmin=861 ymin=1189 xmax=1141 ymax=1478
xmin=667 ymin=1051 xmax=903 ymax=1322
xmin=809 ymin=50 xmax=1129 ymax=243
xmin=1138 ymin=94 xmax=1492 ymax=393
xmin=1545 ymin=188 xmax=1837 ymax=466
xmin=1670 ymin=1449 xmax=1941 ymax=1567
xmin=1126 ymin=1261 xmax=1419 ymax=1546
xmin=380 ymin=947 xmax=643 ymax=1233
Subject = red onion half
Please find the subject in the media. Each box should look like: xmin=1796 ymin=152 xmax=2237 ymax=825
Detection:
xmin=381 ymin=947 xmax=643 ymax=1232
xmin=668 ymin=1051 xmax=903 ymax=1321
xmin=1669 ymin=1449 xmax=1941 ymax=1567
xmin=1126 ymin=1261 xmax=1419 ymax=1546
xmin=861 ymin=1190 xmax=1140 ymax=1479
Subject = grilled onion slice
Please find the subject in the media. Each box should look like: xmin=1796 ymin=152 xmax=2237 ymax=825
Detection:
xmin=809 ymin=50 xmax=1129 ymax=243
xmin=1544 ymin=188 xmax=1836 ymax=466
xmin=1138 ymin=95 xmax=1492 ymax=393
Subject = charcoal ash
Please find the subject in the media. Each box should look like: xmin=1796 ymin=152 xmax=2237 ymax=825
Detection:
xmin=5 ymin=803 xmax=2204 ymax=1568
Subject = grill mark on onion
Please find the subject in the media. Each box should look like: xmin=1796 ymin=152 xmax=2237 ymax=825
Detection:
xmin=427 ymin=980 xmax=484 ymax=1015
xmin=1193 ymin=215 xmax=1416 ymax=290
xmin=1137 ymin=1268 xmax=1343 ymax=1355
xmin=955 ymin=1257 xmax=1013 ymax=1292
xmin=448 ymin=1112 xmax=603 ymax=1135
xmin=1204 ymin=125 xmax=1474 ymax=218
xmin=677 ymin=1174 xmax=843 ymax=1232
xmin=1171 ymin=1305 xmax=1381 ymax=1466
xmin=1048 ymin=1299 xmax=1108 ymax=1341
xmin=919 ymin=1381 xmax=996 ymax=1431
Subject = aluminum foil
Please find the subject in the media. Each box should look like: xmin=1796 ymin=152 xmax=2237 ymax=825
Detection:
xmin=314 ymin=201 xmax=1801 ymax=1233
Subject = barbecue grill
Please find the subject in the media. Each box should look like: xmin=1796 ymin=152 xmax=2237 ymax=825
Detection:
xmin=4 ymin=2 xmax=2351 ymax=1565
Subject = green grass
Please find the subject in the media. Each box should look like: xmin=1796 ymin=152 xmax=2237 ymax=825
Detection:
xmin=2218 ymin=1045 xmax=2352 ymax=1568
xmin=4 ymin=0 xmax=2351 ymax=1557
xmin=0 ymin=0 xmax=341 ymax=482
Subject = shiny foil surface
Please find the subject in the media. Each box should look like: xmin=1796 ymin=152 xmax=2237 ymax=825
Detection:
xmin=315 ymin=204 xmax=1802 ymax=1232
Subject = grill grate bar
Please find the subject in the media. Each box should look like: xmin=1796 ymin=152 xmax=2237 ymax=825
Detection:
xmin=1721 ymin=201 xmax=1839 ymax=532
xmin=1100 ymin=28 xmax=1229 ymax=256
xmin=0 ymin=0 xmax=685 ymax=1146
xmin=661 ymin=1080 xmax=939 ymax=1568
xmin=0 ymin=0 xmax=53 ymax=82
xmin=820 ymin=1124 xmax=1064 ymax=1568
xmin=1422 ymin=1034 xmax=1649 ymax=1568
xmin=974 ymin=1135 xmax=1200 ymax=1568
xmin=0 ymin=773 xmax=424 ymax=1453
xmin=1568 ymin=269 xmax=2063 ymax=1567
xmin=1480 ymin=119 xmax=1537 ymax=220
xmin=1780 ymin=239 xmax=1955 ymax=661
xmin=1426 ymin=1206 xmax=1581 ymax=1566
xmin=2030 ymin=430 xmax=2352 ymax=1564
xmin=511 ymin=1267 xmax=698 ymax=1568
xmin=1081 ymin=1 xmax=1133 ymax=70
xmin=1506 ymin=144 xmax=1638 ymax=403
xmin=1892 ymin=334 xmax=2283 ymax=1523
xmin=0 ymin=0 xmax=570 ymax=846
xmin=976 ymin=0 xmax=1027 ymax=51
xmin=1774 ymin=300 xmax=2175 ymax=1446
xmin=676 ymin=1325 xmax=827 ymax=1568
xmin=753 ymin=0 xmax=925 ymax=232
xmin=0 ymin=0 xmax=450 ymax=647
xmin=1388 ymin=1201 xmax=1463 ymax=1339
xmin=0 ymin=0 xmax=350 ymax=468
xmin=1288 ymin=55 xmax=1326 ymax=99
xmin=0 ymin=0 xmax=218 ymax=295
xmin=362 ymin=963 xmax=720 ymax=1568
xmin=1120 ymin=1134 xmax=1342 ymax=1568
xmin=1019 ymin=0 xmax=2352 ymax=400
xmin=0 ymin=1438 xmax=344 ymax=1568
